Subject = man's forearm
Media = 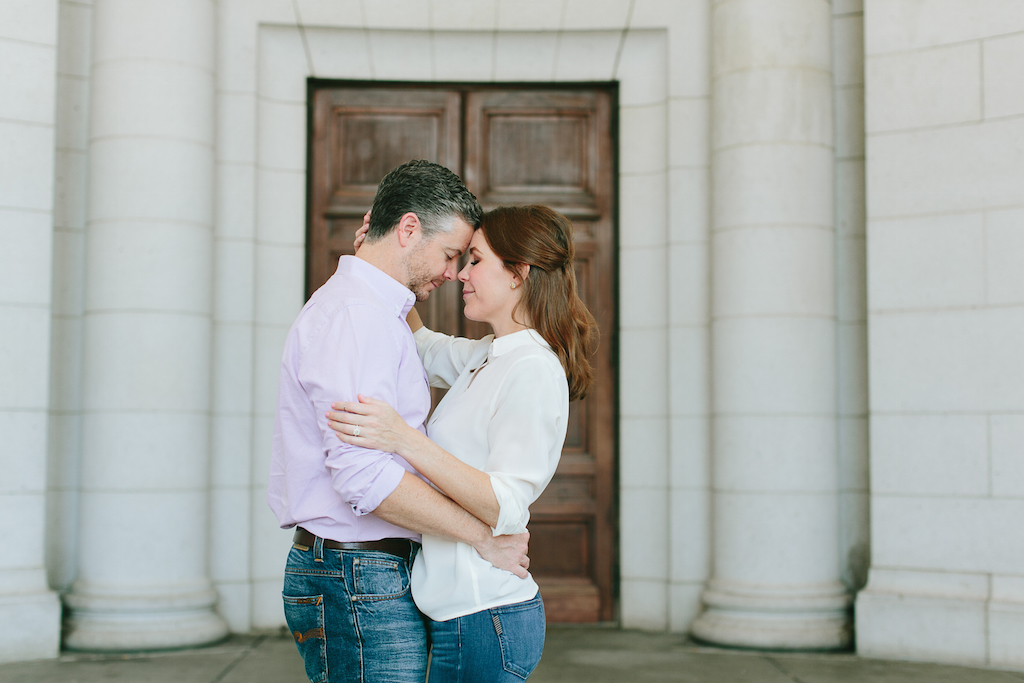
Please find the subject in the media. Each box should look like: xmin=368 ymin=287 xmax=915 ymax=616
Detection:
xmin=373 ymin=472 xmax=490 ymax=546
xmin=373 ymin=472 xmax=530 ymax=578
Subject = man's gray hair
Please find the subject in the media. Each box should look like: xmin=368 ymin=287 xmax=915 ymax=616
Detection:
xmin=366 ymin=160 xmax=483 ymax=242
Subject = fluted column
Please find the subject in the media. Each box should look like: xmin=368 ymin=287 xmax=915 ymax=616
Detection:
xmin=692 ymin=0 xmax=850 ymax=648
xmin=64 ymin=0 xmax=227 ymax=649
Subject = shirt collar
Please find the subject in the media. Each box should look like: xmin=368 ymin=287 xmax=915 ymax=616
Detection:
xmin=488 ymin=328 xmax=551 ymax=360
xmin=336 ymin=255 xmax=417 ymax=318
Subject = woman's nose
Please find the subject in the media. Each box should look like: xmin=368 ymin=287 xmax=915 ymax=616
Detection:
xmin=458 ymin=262 xmax=470 ymax=282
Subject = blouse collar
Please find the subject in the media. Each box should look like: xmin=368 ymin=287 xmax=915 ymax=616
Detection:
xmin=488 ymin=328 xmax=551 ymax=360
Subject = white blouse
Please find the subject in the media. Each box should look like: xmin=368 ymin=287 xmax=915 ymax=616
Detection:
xmin=410 ymin=326 xmax=569 ymax=622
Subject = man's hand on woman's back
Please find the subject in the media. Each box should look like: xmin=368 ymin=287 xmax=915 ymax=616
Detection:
xmin=475 ymin=531 xmax=530 ymax=579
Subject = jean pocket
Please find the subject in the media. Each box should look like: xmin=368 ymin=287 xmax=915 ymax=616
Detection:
xmin=282 ymin=593 xmax=328 ymax=683
xmin=352 ymin=555 xmax=408 ymax=600
xmin=491 ymin=596 xmax=546 ymax=680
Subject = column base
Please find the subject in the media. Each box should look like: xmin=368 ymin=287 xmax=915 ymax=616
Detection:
xmin=0 ymin=591 xmax=62 ymax=663
xmin=856 ymin=569 xmax=1024 ymax=671
xmin=64 ymin=582 xmax=228 ymax=651
xmin=691 ymin=580 xmax=851 ymax=650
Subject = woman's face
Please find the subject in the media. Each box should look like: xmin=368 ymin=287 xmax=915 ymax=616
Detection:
xmin=458 ymin=229 xmax=523 ymax=336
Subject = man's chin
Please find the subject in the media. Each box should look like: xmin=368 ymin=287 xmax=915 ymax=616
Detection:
xmin=413 ymin=281 xmax=445 ymax=301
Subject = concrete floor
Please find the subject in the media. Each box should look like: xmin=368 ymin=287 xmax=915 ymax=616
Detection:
xmin=2 ymin=627 xmax=1022 ymax=683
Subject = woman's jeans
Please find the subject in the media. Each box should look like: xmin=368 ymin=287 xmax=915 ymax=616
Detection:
xmin=282 ymin=536 xmax=426 ymax=683
xmin=427 ymin=593 xmax=545 ymax=682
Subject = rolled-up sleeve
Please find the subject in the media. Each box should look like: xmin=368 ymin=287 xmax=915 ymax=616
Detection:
xmin=298 ymin=304 xmax=411 ymax=515
xmin=415 ymin=326 xmax=491 ymax=389
xmin=484 ymin=356 xmax=568 ymax=536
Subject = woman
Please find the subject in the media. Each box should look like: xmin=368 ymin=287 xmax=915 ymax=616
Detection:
xmin=327 ymin=205 xmax=597 ymax=682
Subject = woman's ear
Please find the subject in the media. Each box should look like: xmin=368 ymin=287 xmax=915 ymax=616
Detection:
xmin=515 ymin=263 xmax=531 ymax=285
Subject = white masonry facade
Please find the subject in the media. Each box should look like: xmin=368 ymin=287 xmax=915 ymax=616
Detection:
xmin=1 ymin=0 xmax=1023 ymax=671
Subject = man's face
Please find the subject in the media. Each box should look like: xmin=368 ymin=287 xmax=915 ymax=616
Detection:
xmin=404 ymin=216 xmax=475 ymax=301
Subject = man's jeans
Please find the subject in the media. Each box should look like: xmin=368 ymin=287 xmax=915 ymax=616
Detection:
xmin=427 ymin=593 xmax=545 ymax=682
xmin=282 ymin=536 xmax=426 ymax=683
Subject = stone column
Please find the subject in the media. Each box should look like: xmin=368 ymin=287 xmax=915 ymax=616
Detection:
xmin=64 ymin=0 xmax=227 ymax=649
xmin=0 ymin=0 xmax=62 ymax=663
xmin=691 ymin=0 xmax=850 ymax=648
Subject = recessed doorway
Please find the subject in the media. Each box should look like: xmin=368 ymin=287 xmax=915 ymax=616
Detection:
xmin=306 ymin=81 xmax=618 ymax=622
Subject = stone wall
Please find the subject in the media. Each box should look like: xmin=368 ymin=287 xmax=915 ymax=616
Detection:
xmin=856 ymin=0 xmax=1024 ymax=670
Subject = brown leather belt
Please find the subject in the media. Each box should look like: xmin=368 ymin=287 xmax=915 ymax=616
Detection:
xmin=292 ymin=527 xmax=419 ymax=563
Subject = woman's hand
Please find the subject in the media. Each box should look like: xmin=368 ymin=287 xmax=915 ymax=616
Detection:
xmin=328 ymin=394 xmax=416 ymax=455
xmin=353 ymin=210 xmax=370 ymax=252
xmin=333 ymin=395 xmax=503 ymax=528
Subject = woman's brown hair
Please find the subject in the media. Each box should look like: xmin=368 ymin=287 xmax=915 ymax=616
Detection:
xmin=480 ymin=205 xmax=598 ymax=401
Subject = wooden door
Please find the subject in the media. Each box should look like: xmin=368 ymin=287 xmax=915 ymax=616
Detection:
xmin=308 ymin=88 xmax=461 ymax=298
xmin=307 ymin=83 xmax=617 ymax=622
xmin=463 ymin=89 xmax=616 ymax=622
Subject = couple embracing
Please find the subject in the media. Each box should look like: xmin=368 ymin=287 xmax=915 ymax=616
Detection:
xmin=268 ymin=160 xmax=597 ymax=682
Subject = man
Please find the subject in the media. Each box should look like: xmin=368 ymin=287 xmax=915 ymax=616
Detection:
xmin=267 ymin=160 xmax=529 ymax=682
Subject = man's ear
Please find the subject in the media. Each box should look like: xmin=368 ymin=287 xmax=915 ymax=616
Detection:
xmin=395 ymin=212 xmax=422 ymax=248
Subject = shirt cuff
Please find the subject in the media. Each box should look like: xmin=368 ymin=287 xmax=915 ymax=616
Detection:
xmin=351 ymin=458 xmax=408 ymax=516
xmin=489 ymin=474 xmax=529 ymax=536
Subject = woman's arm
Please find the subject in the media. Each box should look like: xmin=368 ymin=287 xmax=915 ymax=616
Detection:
xmin=328 ymin=396 xmax=501 ymax=527
xmin=480 ymin=358 xmax=567 ymax=535
xmin=406 ymin=306 xmax=423 ymax=333
xmin=415 ymin=326 xmax=490 ymax=390
xmin=328 ymin=355 xmax=567 ymax=533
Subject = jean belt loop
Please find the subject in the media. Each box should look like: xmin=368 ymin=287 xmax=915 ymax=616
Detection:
xmin=313 ymin=534 xmax=324 ymax=562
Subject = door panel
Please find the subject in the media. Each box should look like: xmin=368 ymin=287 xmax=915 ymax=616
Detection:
xmin=308 ymin=84 xmax=617 ymax=622
xmin=308 ymin=89 xmax=461 ymax=294
xmin=465 ymin=90 xmax=616 ymax=621
xmin=465 ymin=89 xmax=608 ymax=220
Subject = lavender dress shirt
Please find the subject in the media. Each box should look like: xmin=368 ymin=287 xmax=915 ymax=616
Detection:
xmin=267 ymin=256 xmax=431 ymax=543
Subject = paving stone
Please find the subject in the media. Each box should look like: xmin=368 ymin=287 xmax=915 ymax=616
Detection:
xmin=219 ymin=634 xmax=308 ymax=683
xmin=769 ymin=652 xmax=1024 ymax=683
xmin=0 ymin=644 xmax=241 ymax=683
xmin=533 ymin=627 xmax=794 ymax=682
xmin=2 ymin=627 xmax=1023 ymax=683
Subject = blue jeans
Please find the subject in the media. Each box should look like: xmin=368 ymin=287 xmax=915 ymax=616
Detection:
xmin=282 ymin=536 xmax=426 ymax=683
xmin=427 ymin=593 xmax=545 ymax=682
